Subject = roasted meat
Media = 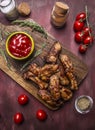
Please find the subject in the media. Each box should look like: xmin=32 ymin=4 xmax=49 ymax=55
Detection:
xmin=46 ymin=42 xmax=62 ymax=63
xmin=57 ymin=64 xmax=70 ymax=86
xmin=49 ymin=75 xmax=61 ymax=101
xmin=40 ymin=64 xmax=59 ymax=82
xmin=38 ymin=89 xmax=63 ymax=107
xmin=28 ymin=63 xmax=41 ymax=77
xmin=60 ymin=87 xmax=73 ymax=101
xmin=59 ymin=54 xmax=78 ymax=90
xmin=27 ymin=63 xmax=59 ymax=82
xmin=23 ymin=71 xmax=48 ymax=89
xmin=38 ymin=90 xmax=57 ymax=106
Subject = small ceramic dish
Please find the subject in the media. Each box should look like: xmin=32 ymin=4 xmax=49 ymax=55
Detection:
xmin=75 ymin=95 xmax=93 ymax=114
xmin=6 ymin=32 xmax=34 ymax=60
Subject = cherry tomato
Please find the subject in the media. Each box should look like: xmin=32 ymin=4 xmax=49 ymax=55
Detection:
xmin=75 ymin=32 xmax=84 ymax=43
xmin=76 ymin=12 xmax=86 ymax=22
xmin=83 ymin=36 xmax=93 ymax=45
xmin=79 ymin=44 xmax=87 ymax=53
xmin=82 ymin=27 xmax=92 ymax=37
xmin=14 ymin=112 xmax=24 ymax=124
xmin=36 ymin=109 xmax=47 ymax=121
xmin=73 ymin=21 xmax=84 ymax=32
xmin=18 ymin=94 xmax=29 ymax=105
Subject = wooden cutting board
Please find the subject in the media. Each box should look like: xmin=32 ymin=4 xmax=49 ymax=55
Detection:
xmin=0 ymin=19 xmax=88 ymax=110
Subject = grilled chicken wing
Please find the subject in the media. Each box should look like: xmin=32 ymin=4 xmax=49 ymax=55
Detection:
xmin=60 ymin=54 xmax=78 ymax=90
xmin=23 ymin=71 xmax=48 ymax=89
xmin=46 ymin=42 xmax=62 ymax=63
xmin=28 ymin=63 xmax=41 ymax=76
xmin=49 ymin=75 xmax=61 ymax=101
xmin=38 ymin=89 xmax=63 ymax=107
xmin=40 ymin=64 xmax=59 ymax=82
xmin=57 ymin=64 xmax=70 ymax=86
xmin=60 ymin=87 xmax=73 ymax=101
xmin=38 ymin=90 xmax=57 ymax=106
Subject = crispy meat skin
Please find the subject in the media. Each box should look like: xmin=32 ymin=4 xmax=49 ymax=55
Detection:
xmin=60 ymin=54 xmax=78 ymax=90
xmin=49 ymin=75 xmax=61 ymax=101
xmin=40 ymin=64 xmax=59 ymax=81
xmin=23 ymin=42 xmax=78 ymax=108
xmin=38 ymin=90 xmax=63 ymax=107
xmin=28 ymin=63 xmax=40 ymax=76
xmin=38 ymin=90 xmax=57 ymax=106
xmin=23 ymin=71 xmax=48 ymax=89
xmin=57 ymin=64 xmax=70 ymax=86
xmin=46 ymin=42 xmax=62 ymax=63
xmin=60 ymin=87 xmax=73 ymax=101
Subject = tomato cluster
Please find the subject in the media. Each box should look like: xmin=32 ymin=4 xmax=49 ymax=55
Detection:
xmin=73 ymin=12 xmax=93 ymax=53
xmin=13 ymin=94 xmax=47 ymax=125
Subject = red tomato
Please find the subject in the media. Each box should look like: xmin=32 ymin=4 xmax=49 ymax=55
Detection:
xmin=18 ymin=94 xmax=29 ymax=105
xmin=79 ymin=44 xmax=87 ymax=53
xmin=73 ymin=21 xmax=84 ymax=32
xmin=36 ymin=109 xmax=47 ymax=121
xmin=82 ymin=27 xmax=92 ymax=37
xmin=14 ymin=112 xmax=24 ymax=124
xmin=75 ymin=32 xmax=84 ymax=43
xmin=76 ymin=12 xmax=86 ymax=21
xmin=83 ymin=36 xmax=93 ymax=45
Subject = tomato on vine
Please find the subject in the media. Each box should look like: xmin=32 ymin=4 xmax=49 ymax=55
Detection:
xmin=76 ymin=12 xmax=86 ymax=21
xmin=83 ymin=36 xmax=93 ymax=45
xmin=82 ymin=27 xmax=92 ymax=37
xmin=74 ymin=32 xmax=84 ymax=43
xmin=79 ymin=44 xmax=87 ymax=53
xmin=73 ymin=21 xmax=84 ymax=32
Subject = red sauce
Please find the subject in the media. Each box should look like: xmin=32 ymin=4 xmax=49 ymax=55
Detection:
xmin=8 ymin=33 xmax=32 ymax=58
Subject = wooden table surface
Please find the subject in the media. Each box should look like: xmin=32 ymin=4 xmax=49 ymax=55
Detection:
xmin=0 ymin=0 xmax=95 ymax=130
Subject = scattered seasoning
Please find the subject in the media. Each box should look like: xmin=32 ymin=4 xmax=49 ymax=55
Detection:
xmin=77 ymin=97 xmax=90 ymax=111
xmin=75 ymin=95 xmax=93 ymax=114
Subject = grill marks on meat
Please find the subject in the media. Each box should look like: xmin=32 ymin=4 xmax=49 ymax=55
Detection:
xmin=46 ymin=42 xmax=62 ymax=63
xmin=60 ymin=87 xmax=73 ymax=101
xmin=23 ymin=42 xmax=78 ymax=108
xmin=40 ymin=64 xmax=59 ymax=82
xmin=60 ymin=54 xmax=78 ymax=90
xmin=49 ymin=75 xmax=61 ymax=101
xmin=23 ymin=71 xmax=48 ymax=89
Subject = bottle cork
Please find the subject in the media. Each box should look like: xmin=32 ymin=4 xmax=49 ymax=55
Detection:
xmin=51 ymin=2 xmax=69 ymax=28
xmin=54 ymin=2 xmax=69 ymax=15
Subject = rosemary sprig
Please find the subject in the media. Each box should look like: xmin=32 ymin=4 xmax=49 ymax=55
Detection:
xmin=20 ymin=43 xmax=47 ymax=71
xmin=12 ymin=20 xmax=47 ymax=38
xmin=0 ymin=48 xmax=12 ymax=69
xmin=0 ymin=30 xmax=3 ymax=41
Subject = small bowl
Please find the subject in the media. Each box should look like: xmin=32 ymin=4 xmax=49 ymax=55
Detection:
xmin=6 ymin=32 xmax=34 ymax=60
xmin=75 ymin=95 xmax=93 ymax=114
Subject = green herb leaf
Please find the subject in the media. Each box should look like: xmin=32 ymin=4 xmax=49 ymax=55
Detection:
xmin=12 ymin=20 xmax=47 ymax=38
xmin=20 ymin=43 xmax=47 ymax=71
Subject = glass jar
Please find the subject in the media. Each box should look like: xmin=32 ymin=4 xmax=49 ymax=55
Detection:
xmin=51 ymin=2 xmax=69 ymax=28
xmin=75 ymin=95 xmax=93 ymax=114
xmin=0 ymin=0 xmax=18 ymax=20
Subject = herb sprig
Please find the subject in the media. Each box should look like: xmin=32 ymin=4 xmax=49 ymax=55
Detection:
xmin=12 ymin=20 xmax=47 ymax=38
xmin=20 ymin=43 xmax=47 ymax=71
